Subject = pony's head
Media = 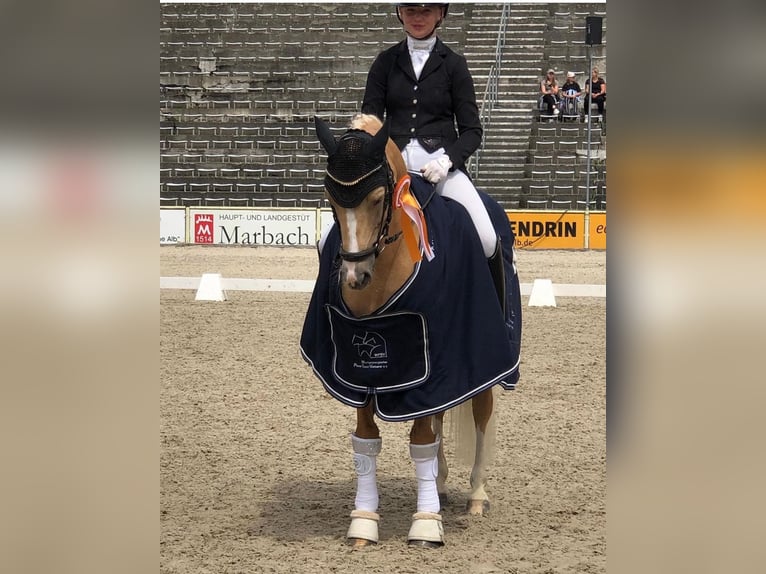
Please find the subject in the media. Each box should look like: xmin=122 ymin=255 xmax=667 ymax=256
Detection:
xmin=316 ymin=114 xmax=406 ymax=290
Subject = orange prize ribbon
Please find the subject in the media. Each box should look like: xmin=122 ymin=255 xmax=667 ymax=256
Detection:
xmin=393 ymin=175 xmax=435 ymax=263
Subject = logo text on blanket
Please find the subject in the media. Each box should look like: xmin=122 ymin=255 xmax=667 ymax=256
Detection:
xmin=352 ymin=331 xmax=388 ymax=370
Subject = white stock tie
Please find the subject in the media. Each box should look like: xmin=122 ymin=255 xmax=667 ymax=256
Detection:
xmin=407 ymin=36 xmax=436 ymax=80
xmin=410 ymin=49 xmax=430 ymax=80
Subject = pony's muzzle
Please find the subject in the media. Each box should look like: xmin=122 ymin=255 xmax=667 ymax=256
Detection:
xmin=340 ymin=258 xmax=375 ymax=290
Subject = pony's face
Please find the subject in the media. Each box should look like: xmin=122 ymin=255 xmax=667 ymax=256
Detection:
xmin=330 ymin=186 xmax=387 ymax=290
xmin=315 ymin=115 xmax=393 ymax=291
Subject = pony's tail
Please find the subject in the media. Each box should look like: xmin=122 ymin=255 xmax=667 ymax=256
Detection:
xmin=447 ymin=387 xmax=497 ymax=467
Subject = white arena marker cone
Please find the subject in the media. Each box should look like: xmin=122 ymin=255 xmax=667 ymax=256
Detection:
xmin=195 ymin=273 xmax=227 ymax=301
xmin=528 ymin=278 xmax=556 ymax=307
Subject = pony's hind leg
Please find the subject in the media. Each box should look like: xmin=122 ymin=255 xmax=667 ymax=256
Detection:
xmin=467 ymin=388 xmax=494 ymax=516
xmin=347 ymin=404 xmax=381 ymax=547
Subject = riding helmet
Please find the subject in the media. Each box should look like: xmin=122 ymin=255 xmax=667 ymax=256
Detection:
xmin=395 ymin=3 xmax=449 ymax=26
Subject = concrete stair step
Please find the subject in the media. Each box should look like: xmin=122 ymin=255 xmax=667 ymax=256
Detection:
xmin=161 ymin=2 xmax=607 ymax=210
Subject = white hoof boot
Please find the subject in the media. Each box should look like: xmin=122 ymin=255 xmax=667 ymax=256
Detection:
xmin=347 ymin=510 xmax=380 ymax=544
xmin=407 ymin=512 xmax=445 ymax=547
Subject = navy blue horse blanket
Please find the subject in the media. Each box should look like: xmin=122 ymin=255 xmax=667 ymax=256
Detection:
xmin=300 ymin=176 xmax=521 ymax=422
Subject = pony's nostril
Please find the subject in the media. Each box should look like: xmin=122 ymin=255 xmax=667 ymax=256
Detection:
xmin=346 ymin=270 xmax=372 ymax=290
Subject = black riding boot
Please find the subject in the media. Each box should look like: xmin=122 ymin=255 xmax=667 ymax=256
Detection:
xmin=488 ymin=240 xmax=506 ymax=314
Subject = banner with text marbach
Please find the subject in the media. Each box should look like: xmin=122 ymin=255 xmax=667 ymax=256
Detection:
xmin=507 ymin=211 xmax=585 ymax=249
xmin=189 ymin=209 xmax=317 ymax=246
xmin=588 ymin=212 xmax=606 ymax=250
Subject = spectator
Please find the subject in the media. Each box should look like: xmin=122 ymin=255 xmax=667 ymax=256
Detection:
xmin=361 ymin=2 xmax=501 ymax=268
xmin=540 ymin=69 xmax=560 ymax=117
xmin=584 ymin=67 xmax=607 ymax=117
xmin=560 ymin=71 xmax=582 ymax=119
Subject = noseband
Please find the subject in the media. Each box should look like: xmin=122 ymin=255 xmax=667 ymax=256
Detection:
xmin=334 ymin=163 xmax=403 ymax=263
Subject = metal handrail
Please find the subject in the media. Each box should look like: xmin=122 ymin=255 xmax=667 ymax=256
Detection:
xmin=468 ymin=3 xmax=510 ymax=180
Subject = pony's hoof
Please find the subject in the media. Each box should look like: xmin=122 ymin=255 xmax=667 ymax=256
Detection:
xmin=346 ymin=510 xmax=379 ymax=545
xmin=466 ymin=499 xmax=490 ymax=516
xmin=348 ymin=537 xmax=376 ymax=549
xmin=407 ymin=512 xmax=445 ymax=547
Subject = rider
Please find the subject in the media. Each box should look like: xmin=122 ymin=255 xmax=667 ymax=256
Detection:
xmin=360 ymin=3 xmax=504 ymax=297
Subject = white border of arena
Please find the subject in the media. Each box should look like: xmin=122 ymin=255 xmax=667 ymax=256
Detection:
xmin=160 ymin=277 xmax=605 ymax=297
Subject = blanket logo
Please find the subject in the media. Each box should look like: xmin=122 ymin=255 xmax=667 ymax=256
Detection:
xmin=351 ymin=330 xmax=388 ymax=370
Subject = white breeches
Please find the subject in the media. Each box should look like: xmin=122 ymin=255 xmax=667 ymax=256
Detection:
xmin=402 ymin=140 xmax=497 ymax=257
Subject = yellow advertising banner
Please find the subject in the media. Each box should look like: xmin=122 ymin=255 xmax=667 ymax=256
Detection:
xmin=588 ymin=212 xmax=607 ymax=250
xmin=507 ymin=211 xmax=586 ymax=249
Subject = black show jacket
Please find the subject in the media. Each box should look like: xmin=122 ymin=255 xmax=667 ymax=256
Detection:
xmin=361 ymin=38 xmax=483 ymax=173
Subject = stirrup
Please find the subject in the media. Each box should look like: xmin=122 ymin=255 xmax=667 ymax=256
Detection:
xmin=347 ymin=509 xmax=380 ymax=544
xmin=407 ymin=512 xmax=444 ymax=547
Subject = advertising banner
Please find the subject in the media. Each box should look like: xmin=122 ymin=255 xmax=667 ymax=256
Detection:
xmin=188 ymin=209 xmax=317 ymax=246
xmin=588 ymin=212 xmax=607 ymax=250
xmin=507 ymin=211 xmax=585 ymax=249
xmin=160 ymin=209 xmax=186 ymax=244
xmin=163 ymin=207 xmax=605 ymax=250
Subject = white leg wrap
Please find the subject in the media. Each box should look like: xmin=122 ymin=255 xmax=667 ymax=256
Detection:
xmin=410 ymin=438 xmax=441 ymax=514
xmin=351 ymin=434 xmax=381 ymax=513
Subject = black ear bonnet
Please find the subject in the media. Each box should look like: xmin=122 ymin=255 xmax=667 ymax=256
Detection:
xmin=315 ymin=117 xmax=391 ymax=208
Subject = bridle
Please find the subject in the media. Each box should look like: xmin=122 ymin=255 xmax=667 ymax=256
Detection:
xmin=331 ymin=162 xmax=403 ymax=263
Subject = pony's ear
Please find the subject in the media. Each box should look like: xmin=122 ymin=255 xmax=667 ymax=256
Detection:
xmin=369 ymin=120 xmax=390 ymax=158
xmin=314 ymin=116 xmax=337 ymax=156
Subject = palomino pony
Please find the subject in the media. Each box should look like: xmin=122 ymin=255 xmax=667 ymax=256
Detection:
xmin=301 ymin=114 xmax=521 ymax=548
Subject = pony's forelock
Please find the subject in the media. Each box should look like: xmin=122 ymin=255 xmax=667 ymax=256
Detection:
xmin=349 ymin=114 xmax=406 ymax=179
xmin=349 ymin=113 xmax=383 ymax=135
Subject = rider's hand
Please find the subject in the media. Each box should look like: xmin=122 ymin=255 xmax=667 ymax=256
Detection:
xmin=421 ymin=155 xmax=452 ymax=184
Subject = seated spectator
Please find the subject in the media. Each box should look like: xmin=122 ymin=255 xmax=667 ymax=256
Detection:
xmin=584 ymin=67 xmax=607 ymax=117
xmin=560 ymin=71 xmax=582 ymax=118
xmin=540 ymin=69 xmax=560 ymax=117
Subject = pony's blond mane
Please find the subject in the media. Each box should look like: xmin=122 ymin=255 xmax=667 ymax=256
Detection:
xmin=349 ymin=113 xmax=407 ymax=179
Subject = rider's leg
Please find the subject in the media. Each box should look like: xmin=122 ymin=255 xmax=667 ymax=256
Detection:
xmin=435 ymin=171 xmax=497 ymax=258
xmin=486 ymin=239 xmax=506 ymax=314
xmin=437 ymin=173 xmax=505 ymax=311
xmin=402 ymin=141 xmax=496 ymax=258
xmin=438 ymin=172 xmax=507 ymax=312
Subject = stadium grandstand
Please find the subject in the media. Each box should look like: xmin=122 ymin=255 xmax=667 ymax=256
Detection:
xmin=160 ymin=2 xmax=606 ymax=211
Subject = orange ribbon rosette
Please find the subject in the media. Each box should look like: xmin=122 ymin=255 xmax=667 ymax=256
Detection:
xmin=392 ymin=174 xmax=435 ymax=263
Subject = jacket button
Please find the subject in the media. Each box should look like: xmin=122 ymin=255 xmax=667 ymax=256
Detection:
xmin=410 ymin=128 xmax=415 ymax=133
xmin=413 ymin=99 xmax=418 ymax=104
xmin=413 ymin=86 xmax=418 ymax=91
xmin=411 ymin=113 xmax=416 ymax=118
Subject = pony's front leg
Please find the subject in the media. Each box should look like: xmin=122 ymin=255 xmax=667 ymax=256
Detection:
xmin=408 ymin=416 xmax=445 ymax=547
xmin=347 ymin=404 xmax=381 ymax=547
xmin=433 ymin=412 xmax=449 ymax=504
xmin=467 ymin=389 xmax=494 ymax=516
